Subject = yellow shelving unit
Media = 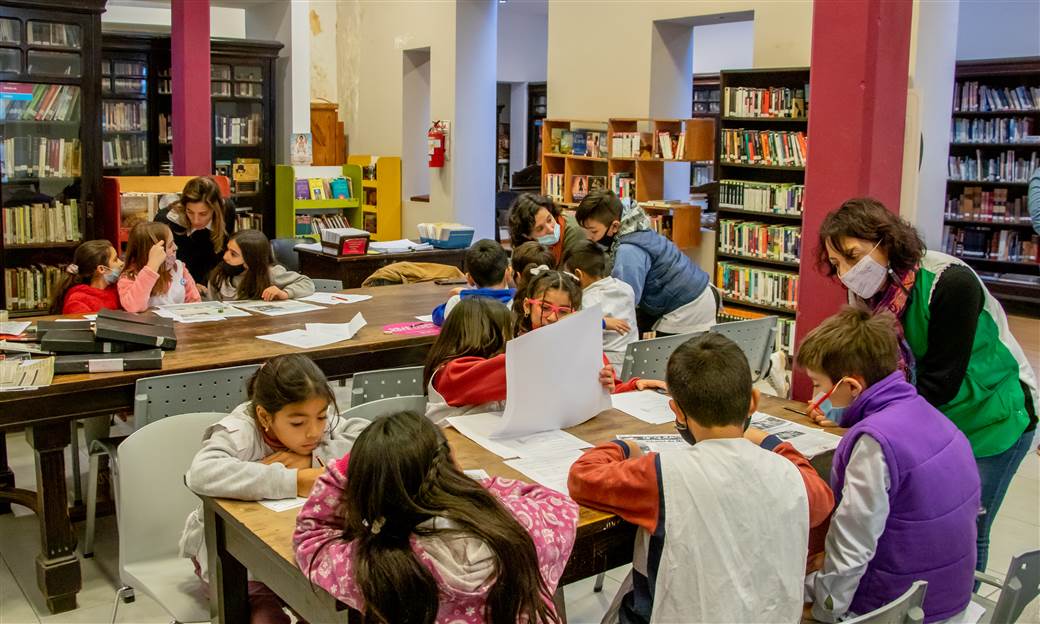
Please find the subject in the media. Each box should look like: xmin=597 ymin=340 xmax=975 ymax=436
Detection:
xmin=347 ymin=154 xmax=402 ymax=241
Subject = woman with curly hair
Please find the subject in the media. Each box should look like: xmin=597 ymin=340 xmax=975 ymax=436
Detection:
xmin=506 ymin=193 xmax=587 ymax=266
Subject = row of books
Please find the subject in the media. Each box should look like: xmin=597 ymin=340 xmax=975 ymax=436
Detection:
xmin=2 ymin=200 xmax=81 ymax=245
xmin=721 ymin=129 xmax=807 ymax=167
xmin=722 ymin=86 xmax=807 ymax=119
xmin=158 ymin=113 xmax=172 ymax=144
xmin=545 ymin=173 xmax=564 ymax=202
xmin=0 ymin=83 xmax=80 ymax=122
xmin=0 ymin=137 xmax=82 ymax=179
xmin=214 ymin=113 xmax=262 ymax=146
xmin=570 ymin=175 xmax=607 ymax=202
xmin=3 ymin=265 xmax=64 ymax=312
xmin=105 ymin=61 xmax=147 ymax=77
xmin=716 ymin=262 xmax=799 ymax=312
xmin=610 ymin=172 xmax=635 ymax=202
xmin=103 ymin=135 xmax=147 ymax=168
xmin=947 ymin=150 xmax=1038 ymax=183
xmin=953 ymin=82 xmax=1040 ymax=113
xmin=718 ymin=307 xmax=796 ymax=356
xmin=27 ymin=22 xmax=81 ymax=49
xmin=657 ymin=131 xmax=688 ymax=159
xmin=942 ymin=226 xmax=1038 ymax=264
xmin=950 ymin=116 xmax=1035 ymax=144
xmin=718 ymin=180 xmax=805 ymax=215
xmin=295 ymin=214 xmax=352 ymax=237
xmin=944 ymin=187 xmax=1033 ymax=224
xmin=611 ymin=132 xmax=649 ymax=159
xmin=102 ymin=100 xmax=147 ymax=133
xmin=549 ymin=129 xmax=608 ymax=157
xmin=110 ymin=78 xmax=146 ymax=96
xmin=718 ymin=220 xmax=802 ymax=263
xmin=0 ymin=19 xmax=16 ymax=44
xmin=235 ymin=213 xmax=263 ymax=231
xmin=293 ymin=177 xmax=352 ymax=201
xmin=120 ymin=193 xmax=163 ymax=230
xmin=647 ymin=214 xmax=672 ymax=241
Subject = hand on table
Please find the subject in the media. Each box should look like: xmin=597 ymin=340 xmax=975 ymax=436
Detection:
xmin=261 ymin=450 xmax=312 ymax=470
xmin=743 ymin=427 xmax=770 ymax=446
xmin=261 ymin=286 xmax=289 ymax=301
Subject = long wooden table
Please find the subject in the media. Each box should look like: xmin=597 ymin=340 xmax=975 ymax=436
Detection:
xmin=0 ymin=281 xmax=454 ymax=614
xmin=203 ymin=395 xmax=842 ymax=623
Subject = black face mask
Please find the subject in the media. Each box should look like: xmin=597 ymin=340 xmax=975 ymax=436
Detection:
xmin=222 ymin=262 xmax=246 ymax=277
xmin=675 ymin=415 xmax=697 ymax=446
xmin=598 ymin=233 xmax=615 ymax=250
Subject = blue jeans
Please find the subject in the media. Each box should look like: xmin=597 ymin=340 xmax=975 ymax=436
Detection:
xmin=975 ymin=427 xmax=1034 ymax=572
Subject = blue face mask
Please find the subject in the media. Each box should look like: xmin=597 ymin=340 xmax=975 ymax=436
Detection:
xmin=536 ymin=221 xmax=560 ymax=246
xmin=817 ymin=398 xmax=847 ymax=426
xmin=102 ymin=265 xmax=122 ymax=285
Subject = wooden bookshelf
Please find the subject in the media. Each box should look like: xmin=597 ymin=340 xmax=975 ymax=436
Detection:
xmin=346 ymin=155 xmax=401 ymax=241
xmin=943 ymin=57 xmax=1040 ymax=307
xmin=274 ymin=164 xmax=362 ymax=241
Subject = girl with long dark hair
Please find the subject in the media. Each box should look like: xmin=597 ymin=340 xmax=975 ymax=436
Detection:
xmin=208 ymin=229 xmax=314 ymax=301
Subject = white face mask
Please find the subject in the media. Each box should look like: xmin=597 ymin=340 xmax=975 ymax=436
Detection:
xmin=839 ymin=241 xmax=888 ymax=299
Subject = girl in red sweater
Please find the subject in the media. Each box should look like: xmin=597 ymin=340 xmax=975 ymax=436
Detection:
xmin=52 ymin=239 xmax=124 ymax=315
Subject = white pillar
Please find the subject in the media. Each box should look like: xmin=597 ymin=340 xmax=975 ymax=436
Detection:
xmin=649 ymin=20 xmax=693 ymax=199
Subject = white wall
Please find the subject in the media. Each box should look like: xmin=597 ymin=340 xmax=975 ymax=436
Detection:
xmin=102 ymin=3 xmax=247 ymax=39
xmin=956 ymin=0 xmax=1040 ymax=60
xmin=497 ymin=1 xmax=548 ymax=83
xmin=692 ymin=20 xmax=753 ymax=73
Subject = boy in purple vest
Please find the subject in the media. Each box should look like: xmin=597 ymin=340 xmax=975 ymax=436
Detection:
xmin=798 ymin=307 xmax=980 ymax=623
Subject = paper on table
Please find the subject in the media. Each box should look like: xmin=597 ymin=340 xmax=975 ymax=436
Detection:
xmin=0 ymin=321 xmax=30 ymax=336
xmin=230 ymin=300 xmax=325 ymax=317
xmin=306 ymin=312 xmax=367 ymax=339
xmin=463 ymin=469 xmax=490 ymax=481
xmin=298 ymin=292 xmax=373 ymax=306
xmin=617 ymin=434 xmax=688 ymax=454
xmin=750 ymin=411 xmax=841 ymax=458
xmin=157 ymin=301 xmax=252 ymax=322
xmin=504 ymin=450 xmax=585 ymax=495
xmin=496 ymin=305 xmax=611 ymax=437
xmin=0 ymin=356 xmax=54 ymax=390
xmin=293 ymin=242 xmax=322 ymax=253
xmin=258 ymin=313 xmax=367 ymax=348
xmin=610 ymin=390 xmax=674 ymax=424
xmin=369 ymin=239 xmax=433 ymax=253
xmin=415 ymin=314 xmax=434 ymax=323
xmin=259 ymin=497 xmax=307 ymax=512
xmin=447 ymin=413 xmax=590 ymax=459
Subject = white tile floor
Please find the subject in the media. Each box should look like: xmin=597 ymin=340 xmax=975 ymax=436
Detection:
xmin=1 ymin=401 xmax=1038 ymax=623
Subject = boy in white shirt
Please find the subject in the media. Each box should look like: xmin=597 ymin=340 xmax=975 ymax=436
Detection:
xmin=564 ymin=240 xmax=637 ymax=375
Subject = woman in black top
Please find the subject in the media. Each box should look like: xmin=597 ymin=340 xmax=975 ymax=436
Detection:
xmin=154 ymin=176 xmax=236 ymax=293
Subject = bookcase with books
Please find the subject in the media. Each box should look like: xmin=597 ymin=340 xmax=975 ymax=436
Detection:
xmin=691 ymin=73 xmax=721 ymax=187
xmin=712 ymin=67 xmax=810 ymax=358
xmin=0 ymin=1 xmax=104 ymax=315
xmin=274 ymin=164 xmax=363 ymax=241
xmin=942 ymin=57 xmax=1039 ymax=306
xmin=100 ymin=40 xmax=148 ymax=175
xmin=100 ymin=175 xmax=231 ymax=250
xmin=347 ymin=154 xmax=402 ymax=241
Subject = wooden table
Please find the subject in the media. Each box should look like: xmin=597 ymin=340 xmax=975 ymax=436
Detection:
xmin=0 ymin=281 xmax=454 ymax=614
xmin=203 ymin=395 xmax=842 ymax=623
xmin=297 ymin=246 xmax=467 ymax=289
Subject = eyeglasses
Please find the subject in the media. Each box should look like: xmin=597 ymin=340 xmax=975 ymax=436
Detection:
xmin=525 ymin=298 xmax=574 ymax=317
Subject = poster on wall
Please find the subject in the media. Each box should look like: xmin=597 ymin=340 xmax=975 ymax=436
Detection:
xmin=290 ymin=133 xmax=313 ymax=166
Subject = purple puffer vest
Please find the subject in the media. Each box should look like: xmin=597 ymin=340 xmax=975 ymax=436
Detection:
xmin=832 ymin=371 xmax=980 ymax=623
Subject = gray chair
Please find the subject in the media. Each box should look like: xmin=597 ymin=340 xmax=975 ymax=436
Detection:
xmin=312 ymin=278 xmax=344 ymax=292
xmin=843 ymin=580 xmax=928 ymax=624
xmin=110 ymin=412 xmax=224 ymax=624
xmin=710 ymin=316 xmax=777 ymax=382
xmin=341 ymin=395 xmax=427 ymax=421
xmin=974 ymin=549 xmax=1040 ymax=623
xmin=83 ymin=364 xmax=260 ymax=557
xmin=271 ymin=237 xmax=309 ymax=272
xmin=619 ymin=332 xmax=704 ymax=381
xmin=350 ymin=365 xmax=425 ymax=407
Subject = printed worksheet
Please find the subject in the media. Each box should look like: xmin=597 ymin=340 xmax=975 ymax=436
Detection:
xmin=231 ymin=299 xmax=325 ymax=317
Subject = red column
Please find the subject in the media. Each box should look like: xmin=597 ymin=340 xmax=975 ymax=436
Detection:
xmin=792 ymin=0 xmax=913 ymax=400
xmin=172 ymin=0 xmax=211 ymax=175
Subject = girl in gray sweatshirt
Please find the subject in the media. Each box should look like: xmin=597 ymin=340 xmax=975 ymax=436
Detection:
xmin=208 ymin=229 xmax=314 ymax=301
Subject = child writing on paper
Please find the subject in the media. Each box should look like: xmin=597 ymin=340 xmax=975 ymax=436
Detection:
xmin=798 ymin=308 xmax=979 ymax=623
xmin=567 ymin=333 xmax=834 ymax=624
xmin=431 ymin=239 xmax=515 ymax=326
xmin=563 ymin=240 xmax=637 ymax=375
xmin=208 ymin=229 xmax=314 ymax=302
xmin=51 ymin=239 xmax=124 ymax=315
xmin=294 ymin=410 xmax=578 ymax=624
xmin=180 ymin=354 xmax=371 ymax=624
xmin=118 ymin=222 xmax=201 ymax=312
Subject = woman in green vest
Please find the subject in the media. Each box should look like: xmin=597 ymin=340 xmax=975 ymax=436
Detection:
xmin=815 ymin=197 xmax=1037 ymax=574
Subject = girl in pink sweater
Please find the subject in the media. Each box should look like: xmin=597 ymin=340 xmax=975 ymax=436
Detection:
xmin=293 ymin=411 xmax=579 ymax=624
xmin=118 ymin=221 xmax=201 ymax=312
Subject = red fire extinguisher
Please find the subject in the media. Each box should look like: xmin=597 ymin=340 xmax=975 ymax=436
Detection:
xmin=428 ymin=122 xmax=446 ymax=168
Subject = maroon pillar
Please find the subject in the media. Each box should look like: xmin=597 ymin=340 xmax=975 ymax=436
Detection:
xmin=792 ymin=0 xmax=913 ymax=400
xmin=172 ymin=0 xmax=212 ymax=175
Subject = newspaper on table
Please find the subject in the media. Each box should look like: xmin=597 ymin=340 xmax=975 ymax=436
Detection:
xmin=610 ymin=390 xmax=674 ymax=424
xmin=156 ymin=301 xmax=252 ymax=323
xmin=230 ymin=299 xmax=325 ymax=317
xmin=750 ymin=411 xmax=841 ymax=458
xmin=616 ymin=433 xmax=689 ymax=454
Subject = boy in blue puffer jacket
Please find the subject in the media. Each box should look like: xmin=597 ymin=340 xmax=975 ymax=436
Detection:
xmin=576 ymin=190 xmax=715 ymax=335
xmin=431 ymin=239 xmax=515 ymax=326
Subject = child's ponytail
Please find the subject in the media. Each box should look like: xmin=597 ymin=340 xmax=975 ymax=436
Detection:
xmin=49 ymin=240 xmax=115 ymax=314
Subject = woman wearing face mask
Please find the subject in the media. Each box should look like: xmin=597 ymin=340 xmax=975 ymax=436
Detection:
xmin=815 ymin=197 xmax=1037 ymax=575
xmin=506 ymin=193 xmax=587 ymax=266
xmin=154 ymin=176 xmax=236 ymax=292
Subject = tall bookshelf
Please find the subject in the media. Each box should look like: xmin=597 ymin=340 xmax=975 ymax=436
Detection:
xmin=943 ymin=57 xmax=1039 ymax=306
xmin=0 ymin=1 xmax=104 ymax=316
xmin=691 ymin=73 xmax=720 ymax=188
xmin=712 ymin=67 xmax=810 ymax=358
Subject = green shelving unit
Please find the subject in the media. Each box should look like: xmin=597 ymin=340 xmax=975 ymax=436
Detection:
xmin=275 ymin=164 xmax=363 ymax=240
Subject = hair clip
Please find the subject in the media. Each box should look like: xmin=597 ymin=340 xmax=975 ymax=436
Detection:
xmin=561 ymin=271 xmax=579 ymax=281
xmin=528 ymin=264 xmax=550 ymax=276
xmin=65 ymin=263 xmax=79 ymax=275
xmin=369 ymin=517 xmax=385 ymax=535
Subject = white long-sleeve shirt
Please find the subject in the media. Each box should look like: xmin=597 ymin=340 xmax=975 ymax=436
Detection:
xmin=582 ymin=276 xmax=637 ymax=374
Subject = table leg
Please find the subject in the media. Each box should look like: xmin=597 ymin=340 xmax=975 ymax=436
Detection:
xmin=27 ymin=423 xmax=81 ymax=614
xmin=204 ymin=502 xmax=249 ymax=624
xmin=0 ymin=433 xmax=12 ymax=515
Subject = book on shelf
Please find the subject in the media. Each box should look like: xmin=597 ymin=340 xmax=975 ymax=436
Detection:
xmin=718 ymin=180 xmax=805 ymax=215
xmin=295 ymin=213 xmax=352 ymax=237
xmin=111 ymin=61 xmax=146 ymax=76
xmin=610 ymin=172 xmax=635 ymax=202
xmin=548 ymin=129 xmax=608 ymax=157
xmin=329 ymin=177 xmax=351 ymax=199
xmin=953 ymin=82 xmax=1040 ymax=113
xmin=610 ymin=132 xmax=652 ymax=159
xmin=214 ymin=112 xmax=262 ymax=146
xmin=27 ymin=22 xmax=81 ymax=48
xmin=2 ymin=200 xmax=81 ymax=245
xmin=0 ymin=83 xmax=81 ymax=122
xmin=951 ymin=116 xmax=1036 ymax=144
xmin=232 ymin=159 xmax=261 ymax=194
xmin=716 ymin=261 xmax=799 ymax=311
xmin=234 ymin=82 xmax=262 ymax=99
xmin=723 ymin=86 xmax=807 ymax=119
xmin=158 ymin=113 xmax=172 ymax=144
xmin=236 ymin=212 xmax=263 ymax=231
xmin=942 ymin=225 xmax=1039 ymax=263
xmin=947 ymin=149 xmax=1038 ymax=183
xmin=0 ymin=137 xmax=82 ymax=179
xmin=3 ymin=265 xmax=65 ymax=312
xmin=657 ymin=131 xmax=686 ymax=160
xmin=111 ymin=78 xmax=145 ymax=96
xmin=719 ymin=306 xmax=797 ymax=356
xmin=102 ymin=135 xmax=147 ymax=168
xmin=294 ymin=176 xmax=352 ymax=201
xmin=572 ymin=132 xmax=587 ymax=157
xmin=718 ymin=220 xmax=802 ymax=263
xmin=308 ymin=178 xmax=327 ymax=200
xmin=721 ymin=129 xmax=807 ymax=167
xmin=363 ymin=212 xmax=377 ymax=234
xmin=559 ymin=131 xmax=573 ymax=155
xmin=545 ymin=173 xmax=564 ymax=202
xmin=647 ymin=213 xmax=672 ymax=240
xmin=944 ymin=186 xmax=1032 ymax=224
xmin=0 ymin=19 xmax=17 ymax=44
xmin=101 ymin=101 xmax=146 ymax=132
xmin=119 ymin=193 xmax=162 ymax=230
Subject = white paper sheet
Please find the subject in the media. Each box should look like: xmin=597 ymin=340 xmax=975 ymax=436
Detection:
xmin=617 ymin=434 xmax=689 ymax=454
xmin=305 ymin=313 xmax=367 ymax=339
xmin=504 ymin=450 xmax=585 ymax=495
xmin=463 ymin=469 xmax=490 ymax=481
xmin=230 ymin=299 xmax=325 ymax=317
xmin=258 ymin=313 xmax=367 ymax=349
xmin=157 ymin=301 xmax=252 ymax=322
xmin=0 ymin=321 xmax=30 ymax=335
xmin=369 ymin=239 xmax=433 ymax=253
xmin=750 ymin=411 xmax=841 ymax=458
xmin=259 ymin=497 xmax=307 ymax=512
xmin=447 ymin=413 xmax=590 ymax=459
xmin=496 ymin=305 xmax=611 ymax=437
xmin=610 ymin=390 xmax=674 ymax=424
xmin=293 ymin=242 xmax=322 ymax=253
xmin=415 ymin=314 xmax=434 ymax=322
xmin=298 ymin=292 xmax=373 ymax=306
